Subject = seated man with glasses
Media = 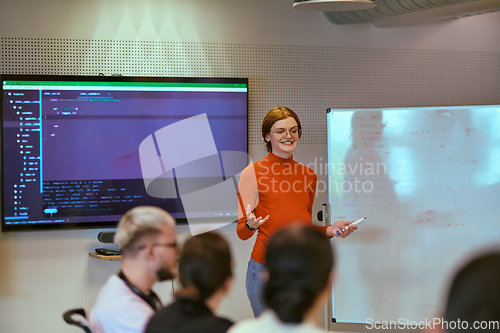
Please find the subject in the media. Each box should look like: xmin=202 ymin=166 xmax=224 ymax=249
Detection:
xmin=90 ymin=206 xmax=178 ymax=333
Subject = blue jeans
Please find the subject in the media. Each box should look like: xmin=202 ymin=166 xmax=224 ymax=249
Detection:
xmin=246 ymin=258 xmax=267 ymax=317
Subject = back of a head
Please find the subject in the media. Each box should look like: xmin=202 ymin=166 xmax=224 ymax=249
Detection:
xmin=445 ymin=251 xmax=500 ymax=332
xmin=114 ymin=206 xmax=176 ymax=253
xmin=264 ymin=225 xmax=334 ymax=324
xmin=176 ymin=232 xmax=233 ymax=307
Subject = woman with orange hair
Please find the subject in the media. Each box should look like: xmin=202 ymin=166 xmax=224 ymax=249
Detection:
xmin=237 ymin=106 xmax=356 ymax=317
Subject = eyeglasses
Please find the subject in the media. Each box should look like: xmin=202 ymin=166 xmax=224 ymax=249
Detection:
xmin=270 ymin=127 xmax=300 ymax=138
xmin=153 ymin=242 xmax=179 ymax=250
xmin=135 ymin=242 xmax=179 ymax=251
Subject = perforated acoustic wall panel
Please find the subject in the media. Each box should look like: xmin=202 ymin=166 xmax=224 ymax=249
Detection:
xmin=2 ymin=38 xmax=500 ymax=145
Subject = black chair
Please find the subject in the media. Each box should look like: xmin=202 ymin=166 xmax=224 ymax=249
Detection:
xmin=63 ymin=308 xmax=94 ymax=333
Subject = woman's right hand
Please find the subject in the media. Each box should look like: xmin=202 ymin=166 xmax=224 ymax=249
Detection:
xmin=246 ymin=204 xmax=269 ymax=229
xmin=327 ymin=219 xmax=357 ymax=238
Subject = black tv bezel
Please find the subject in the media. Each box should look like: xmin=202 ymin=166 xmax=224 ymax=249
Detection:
xmin=1 ymin=74 xmax=249 ymax=232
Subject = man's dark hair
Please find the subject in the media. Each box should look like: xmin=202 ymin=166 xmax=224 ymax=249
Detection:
xmin=264 ymin=224 xmax=334 ymax=323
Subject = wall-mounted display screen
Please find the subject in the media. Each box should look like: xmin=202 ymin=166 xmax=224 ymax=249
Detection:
xmin=1 ymin=75 xmax=248 ymax=231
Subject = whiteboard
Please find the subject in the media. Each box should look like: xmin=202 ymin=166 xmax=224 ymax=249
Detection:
xmin=327 ymin=106 xmax=500 ymax=324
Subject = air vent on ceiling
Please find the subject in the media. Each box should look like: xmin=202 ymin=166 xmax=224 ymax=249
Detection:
xmin=293 ymin=0 xmax=377 ymax=12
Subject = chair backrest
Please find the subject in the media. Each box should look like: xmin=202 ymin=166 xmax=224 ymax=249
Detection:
xmin=62 ymin=308 xmax=94 ymax=333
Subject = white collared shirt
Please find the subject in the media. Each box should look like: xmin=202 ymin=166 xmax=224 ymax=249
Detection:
xmin=228 ymin=310 xmax=326 ymax=333
xmin=90 ymin=274 xmax=155 ymax=333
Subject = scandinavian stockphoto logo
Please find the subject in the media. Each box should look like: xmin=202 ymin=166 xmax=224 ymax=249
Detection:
xmin=138 ymin=113 xmax=256 ymax=236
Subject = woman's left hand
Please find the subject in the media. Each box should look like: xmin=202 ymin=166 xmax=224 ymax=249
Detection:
xmin=326 ymin=220 xmax=358 ymax=238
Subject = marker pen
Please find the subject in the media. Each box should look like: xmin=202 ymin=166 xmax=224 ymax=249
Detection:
xmin=336 ymin=217 xmax=367 ymax=235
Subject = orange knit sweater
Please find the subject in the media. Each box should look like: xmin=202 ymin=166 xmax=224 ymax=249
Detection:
xmin=237 ymin=153 xmax=328 ymax=264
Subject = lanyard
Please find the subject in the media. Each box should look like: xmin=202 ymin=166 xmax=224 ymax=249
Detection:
xmin=118 ymin=271 xmax=162 ymax=311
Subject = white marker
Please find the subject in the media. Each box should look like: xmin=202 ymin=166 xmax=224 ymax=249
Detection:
xmin=337 ymin=217 xmax=367 ymax=235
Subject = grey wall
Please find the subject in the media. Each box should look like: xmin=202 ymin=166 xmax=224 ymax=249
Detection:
xmin=0 ymin=1 xmax=499 ymax=332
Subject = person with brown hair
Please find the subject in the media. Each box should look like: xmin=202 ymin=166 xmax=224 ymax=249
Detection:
xmin=230 ymin=224 xmax=334 ymax=333
xmin=145 ymin=232 xmax=234 ymax=333
xmin=236 ymin=106 xmax=356 ymax=317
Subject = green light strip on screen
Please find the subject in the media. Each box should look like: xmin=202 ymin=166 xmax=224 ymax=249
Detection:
xmin=3 ymin=81 xmax=247 ymax=88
